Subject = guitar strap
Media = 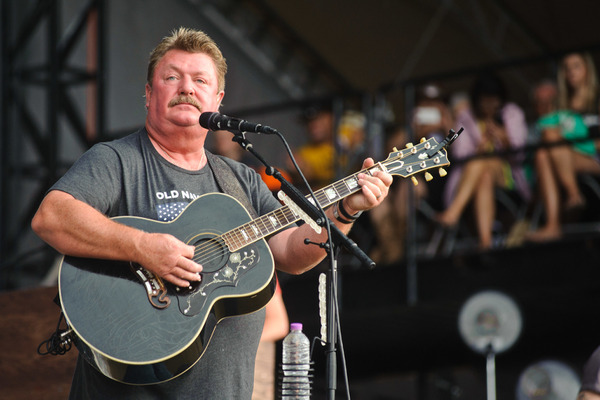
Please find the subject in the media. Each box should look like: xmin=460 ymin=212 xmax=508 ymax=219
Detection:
xmin=205 ymin=151 xmax=259 ymax=220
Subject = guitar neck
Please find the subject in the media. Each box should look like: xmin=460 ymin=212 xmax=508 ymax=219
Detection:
xmin=309 ymin=163 xmax=386 ymax=209
xmin=219 ymin=131 xmax=458 ymax=252
xmin=222 ymin=164 xmax=386 ymax=251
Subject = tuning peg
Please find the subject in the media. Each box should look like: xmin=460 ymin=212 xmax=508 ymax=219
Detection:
xmin=439 ymin=167 xmax=447 ymax=177
xmin=393 ymin=146 xmax=399 ymax=152
xmin=424 ymin=172 xmax=433 ymax=181
xmin=411 ymin=176 xmax=418 ymax=186
xmin=420 ymin=137 xmax=426 ymax=143
xmin=405 ymin=142 xmax=413 ymax=148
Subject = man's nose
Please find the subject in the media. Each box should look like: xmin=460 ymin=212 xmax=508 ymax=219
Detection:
xmin=179 ymin=76 xmax=194 ymax=95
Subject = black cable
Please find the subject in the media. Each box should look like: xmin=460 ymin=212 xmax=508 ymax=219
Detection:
xmin=331 ymin=268 xmax=352 ymax=400
xmin=37 ymin=312 xmax=73 ymax=356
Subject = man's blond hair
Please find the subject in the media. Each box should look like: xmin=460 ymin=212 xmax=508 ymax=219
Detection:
xmin=147 ymin=27 xmax=227 ymax=92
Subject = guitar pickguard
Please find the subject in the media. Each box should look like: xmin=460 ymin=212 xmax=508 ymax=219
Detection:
xmin=174 ymin=244 xmax=260 ymax=317
xmin=130 ymin=262 xmax=171 ymax=309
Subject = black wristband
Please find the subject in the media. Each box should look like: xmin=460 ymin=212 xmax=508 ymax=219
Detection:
xmin=338 ymin=199 xmax=363 ymax=221
xmin=333 ymin=201 xmax=353 ymax=224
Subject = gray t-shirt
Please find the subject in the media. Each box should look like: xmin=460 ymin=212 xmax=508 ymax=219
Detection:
xmin=52 ymin=128 xmax=284 ymax=400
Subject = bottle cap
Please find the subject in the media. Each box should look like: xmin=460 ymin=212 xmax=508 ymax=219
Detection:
xmin=290 ymin=322 xmax=303 ymax=331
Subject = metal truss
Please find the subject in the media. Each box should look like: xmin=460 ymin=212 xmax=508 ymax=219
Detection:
xmin=185 ymin=0 xmax=355 ymax=99
xmin=0 ymin=0 xmax=106 ymax=288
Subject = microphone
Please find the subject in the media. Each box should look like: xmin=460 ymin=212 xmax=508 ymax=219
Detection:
xmin=199 ymin=112 xmax=277 ymax=134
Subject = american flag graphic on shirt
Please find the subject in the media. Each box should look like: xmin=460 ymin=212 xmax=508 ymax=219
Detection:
xmin=157 ymin=202 xmax=188 ymax=222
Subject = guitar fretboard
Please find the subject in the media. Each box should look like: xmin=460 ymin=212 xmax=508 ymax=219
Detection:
xmin=221 ymin=164 xmax=385 ymax=251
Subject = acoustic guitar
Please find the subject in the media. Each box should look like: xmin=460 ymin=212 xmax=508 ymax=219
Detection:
xmin=58 ymin=133 xmax=457 ymax=384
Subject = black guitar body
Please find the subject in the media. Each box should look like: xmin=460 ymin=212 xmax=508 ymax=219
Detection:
xmin=59 ymin=193 xmax=276 ymax=384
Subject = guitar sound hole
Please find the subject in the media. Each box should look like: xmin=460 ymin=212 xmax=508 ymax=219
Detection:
xmin=193 ymin=235 xmax=229 ymax=274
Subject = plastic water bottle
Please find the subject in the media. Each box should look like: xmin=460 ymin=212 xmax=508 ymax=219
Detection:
xmin=281 ymin=322 xmax=311 ymax=399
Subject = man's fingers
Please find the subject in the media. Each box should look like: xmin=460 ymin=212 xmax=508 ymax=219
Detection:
xmin=180 ymin=268 xmax=202 ymax=283
xmin=165 ymin=267 xmax=202 ymax=288
xmin=183 ymin=244 xmax=196 ymax=259
xmin=363 ymin=184 xmax=382 ymax=204
xmin=164 ymin=274 xmax=191 ymax=288
xmin=358 ymin=174 xmax=388 ymax=201
xmin=361 ymin=157 xmax=376 ymax=168
xmin=179 ymin=255 xmax=203 ymax=272
xmin=164 ymin=255 xmax=203 ymax=287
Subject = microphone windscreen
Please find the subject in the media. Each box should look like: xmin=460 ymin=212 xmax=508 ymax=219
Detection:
xmin=199 ymin=112 xmax=218 ymax=130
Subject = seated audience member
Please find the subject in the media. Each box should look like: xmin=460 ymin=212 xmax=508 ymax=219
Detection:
xmin=532 ymin=80 xmax=559 ymax=121
xmin=526 ymin=109 xmax=600 ymax=242
xmin=527 ymin=79 xmax=558 ymax=144
xmin=524 ymin=80 xmax=558 ymax=173
xmin=337 ymin=109 xmax=367 ymax=176
xmin=367 ymin=126 xmax=428 ymax=263
xmin=412 ymin=83 xmax=454 ymax=143
xmin=412 ymin=82 xmax=455 ymax=211
xmin=437 ymin=72 xmax=531 ymax=250
xmin=525 ymin=54 xmax=600 ymax=242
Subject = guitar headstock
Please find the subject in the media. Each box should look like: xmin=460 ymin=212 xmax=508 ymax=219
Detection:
xmin=380 ymin=129 xmax=462 ymax=184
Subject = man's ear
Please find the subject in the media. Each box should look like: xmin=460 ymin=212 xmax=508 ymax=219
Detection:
xmin=145 ymin=83 xmax=152 ymax=108
xmin=216 ymin=90 xmax=225 ymax=109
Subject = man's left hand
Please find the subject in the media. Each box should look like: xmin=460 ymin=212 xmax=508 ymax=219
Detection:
xmin=343 ymin=157 xmax=393 ymax=215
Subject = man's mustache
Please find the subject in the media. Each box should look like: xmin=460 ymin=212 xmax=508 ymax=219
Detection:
xmin=168 ymin=95 xmax=201 ymax=110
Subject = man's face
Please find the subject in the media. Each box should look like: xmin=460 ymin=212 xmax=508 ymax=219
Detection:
xmin=145 ymin=49 xmax=224 ymax=131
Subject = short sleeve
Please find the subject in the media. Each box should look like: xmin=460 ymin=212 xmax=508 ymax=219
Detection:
xmin=50 ymin=143 xmax=123 ymax=215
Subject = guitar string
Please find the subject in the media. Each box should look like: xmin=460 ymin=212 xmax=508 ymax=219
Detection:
xmin=189 ymin=206 xmax=298 ymax=265
xmin=188 ymin=205 xmax=294 ymax=255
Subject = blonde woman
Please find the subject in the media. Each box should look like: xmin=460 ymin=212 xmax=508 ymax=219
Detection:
xmin=526 ymin=53 xmax=600 ymax=242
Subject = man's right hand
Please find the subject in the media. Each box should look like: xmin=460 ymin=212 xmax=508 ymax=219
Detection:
xmin=136 ymin=233 xmax=203 ymax=287
xmin=32 ymin=191 xmax=202 ymax=288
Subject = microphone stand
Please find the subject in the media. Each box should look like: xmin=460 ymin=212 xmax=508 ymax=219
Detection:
xmin=230 ymin=132 xmax=374 ymax=400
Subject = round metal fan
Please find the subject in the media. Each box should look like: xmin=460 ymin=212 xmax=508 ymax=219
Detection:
xmin=458 ymin=290 xmax=522 ymax=355
xmin=516 ymin=360 xmax=580 ymax=400
xmin=458 ymin=290 xmax=523 ymax=400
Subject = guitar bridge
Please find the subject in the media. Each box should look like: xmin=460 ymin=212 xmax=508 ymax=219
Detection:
xmin=130 ymin=263 xmax=171 ymax=309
